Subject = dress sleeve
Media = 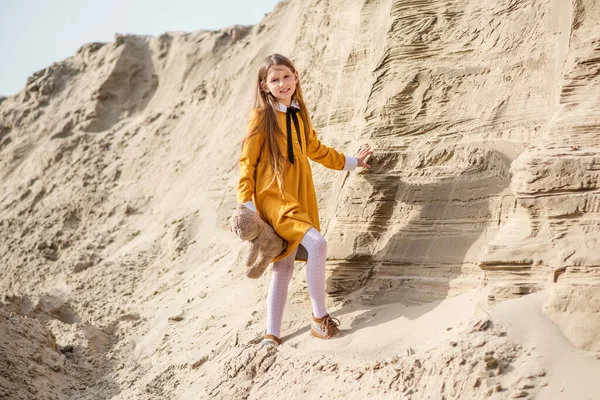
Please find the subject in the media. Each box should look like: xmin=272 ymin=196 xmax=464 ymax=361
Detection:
xmin=237 ymin=112 xmax=264 ymax=204
xmin=243 ymin=201 xmax=257 ymax=212
xmin=306 ymin=127 xmax=353 ymax=171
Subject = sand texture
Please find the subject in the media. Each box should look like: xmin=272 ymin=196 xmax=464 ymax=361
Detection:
xmin=1 ymin=0 xmax=600 ymax=398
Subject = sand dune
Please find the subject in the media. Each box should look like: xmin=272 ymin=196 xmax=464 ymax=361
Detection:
xmin=1 ymin=0 xmax=599 ymax=398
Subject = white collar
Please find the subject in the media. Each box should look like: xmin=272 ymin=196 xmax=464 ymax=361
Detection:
xmin=277 ymin=100 xmax=300 ymax=113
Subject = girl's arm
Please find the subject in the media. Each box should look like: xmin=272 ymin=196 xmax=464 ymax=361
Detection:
xmin=306 ymin=128 xmax=358 ymax=171
xmin=237 ymin=113 xmax=264 ymax=206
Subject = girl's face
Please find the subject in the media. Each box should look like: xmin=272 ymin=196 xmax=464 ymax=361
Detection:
xmin=262 ymin=65 xmax=298 ymax=106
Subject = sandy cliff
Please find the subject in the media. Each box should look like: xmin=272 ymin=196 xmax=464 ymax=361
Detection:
xmin=1 ymin=0 xmax=599 ymax=399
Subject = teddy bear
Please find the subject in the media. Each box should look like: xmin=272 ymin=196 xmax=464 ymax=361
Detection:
xmin=230 ymin=204 xmax=287 ymax=279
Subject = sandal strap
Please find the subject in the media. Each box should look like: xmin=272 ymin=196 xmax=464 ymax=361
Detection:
xmin=263 ymin=334 xmax=282 ymax=345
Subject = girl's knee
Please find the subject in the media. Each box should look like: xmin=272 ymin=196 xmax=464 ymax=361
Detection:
xmin=273 ymin=256 xmax=295 ymax=276
xmin=273 ymin=260 xmax=293 ymax=273
xmin=308 ymin=231 xmax=327 ymax=256
xmin=315 ymin=235 xmax=327 ymax=254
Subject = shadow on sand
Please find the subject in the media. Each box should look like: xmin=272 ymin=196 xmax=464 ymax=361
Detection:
xmin=324 ymin=145 xmax=511 ymax=330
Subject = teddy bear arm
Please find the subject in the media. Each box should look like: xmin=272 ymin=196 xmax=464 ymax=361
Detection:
xmin=246 ymin=239 xmax=262 ymax=265
xmin=245 ymin=239 xmax=272 ymax=279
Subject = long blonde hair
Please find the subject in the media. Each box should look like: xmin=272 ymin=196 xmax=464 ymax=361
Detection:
xmin=243 ymin=54 xmax=312 ymax=196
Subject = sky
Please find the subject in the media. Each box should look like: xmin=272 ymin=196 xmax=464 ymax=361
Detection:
xmin=0 ymin=0 xmax=280 ymax=96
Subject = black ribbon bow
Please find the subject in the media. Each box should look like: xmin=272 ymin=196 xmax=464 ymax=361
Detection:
xmin=286 ymin=107 xmax=302 ymax=164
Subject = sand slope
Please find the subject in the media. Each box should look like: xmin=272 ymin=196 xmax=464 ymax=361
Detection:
xmin=1 ymin=0 xmax=599 ymax=398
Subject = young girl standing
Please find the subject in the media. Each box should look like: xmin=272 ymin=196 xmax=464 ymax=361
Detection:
xmin=237 ymin=54 xmax=372 ymax=347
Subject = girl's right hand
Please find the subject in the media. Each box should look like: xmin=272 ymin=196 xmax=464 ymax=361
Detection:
xmin=356 ymin=145 xmax=373 ymax=168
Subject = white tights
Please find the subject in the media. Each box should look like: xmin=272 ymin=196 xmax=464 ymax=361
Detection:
xmin=266 ymin=227 xmax=328 ymax=338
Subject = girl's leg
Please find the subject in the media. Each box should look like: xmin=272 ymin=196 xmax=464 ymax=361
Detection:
xmin=300 ymin=228 xmax=329 ymax=319
xmin=266 ymin=247 xmax=298 ymax=338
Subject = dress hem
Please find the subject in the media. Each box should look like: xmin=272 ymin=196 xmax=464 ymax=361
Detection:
xmin=271 ymin=224 xmax=315 ymax=264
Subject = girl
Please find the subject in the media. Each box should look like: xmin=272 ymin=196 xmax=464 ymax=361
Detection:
xmin=237 ymin=54 xmax=373 ymax=348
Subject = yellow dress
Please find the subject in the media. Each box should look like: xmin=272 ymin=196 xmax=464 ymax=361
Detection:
xmin=237 ymin=105 xmax=352 ymax=263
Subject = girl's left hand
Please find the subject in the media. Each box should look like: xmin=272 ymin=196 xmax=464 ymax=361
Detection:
xmin=356 ymin=145 xmax=373 ymax=168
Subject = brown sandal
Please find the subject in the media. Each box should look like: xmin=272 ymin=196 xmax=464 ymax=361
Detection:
xmin=261 ymin=334 xmax=282 ymax=348
xmin=310 ymin=314 xmax=341 ymax=339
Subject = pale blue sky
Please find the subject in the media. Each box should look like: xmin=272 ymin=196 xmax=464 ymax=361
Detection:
xmin=0 ymin=0 xmax=280 ymax=96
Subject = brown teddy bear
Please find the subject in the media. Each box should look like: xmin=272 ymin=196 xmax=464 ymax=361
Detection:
xmin=230 ymin=204 xmax=287 ymax=279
